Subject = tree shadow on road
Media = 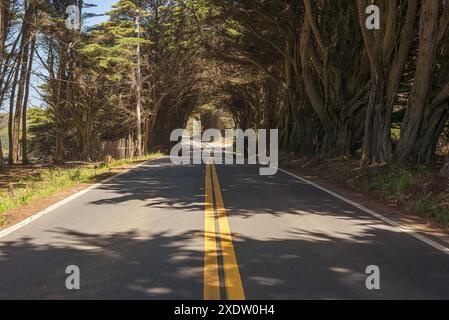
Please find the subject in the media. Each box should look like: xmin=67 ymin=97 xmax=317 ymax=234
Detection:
xmin=1 ymin=162 xmax=449 ymax=299
xmin=0 ymin=228 xmax=203 ymax=299
xmin=1 ymin=224 xmax=449 ymax=299
xmin=88 ymin=161 xmax=205 ymax=213
xmin=234 ymin=226 xmax=449 ymax=300
xmin=215 ymin=164 xmax=377 ymax=219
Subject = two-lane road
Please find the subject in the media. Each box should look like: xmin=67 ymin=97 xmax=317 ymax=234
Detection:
xmin=1 ymin=157 xmax=449 ymax=299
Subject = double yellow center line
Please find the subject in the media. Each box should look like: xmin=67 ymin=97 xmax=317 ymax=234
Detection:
xmin=204 ymin=164 xmax=245 ymax=300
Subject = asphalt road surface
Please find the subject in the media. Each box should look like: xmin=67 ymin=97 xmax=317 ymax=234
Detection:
xmin=1 ymin=157 xmax=449 ymax=300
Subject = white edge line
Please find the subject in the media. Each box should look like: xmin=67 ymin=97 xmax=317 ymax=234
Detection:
xmin=279 ymin=168 xmax=449 ymax=256
xmin=0 ymin=156 xmax=168 ymax=240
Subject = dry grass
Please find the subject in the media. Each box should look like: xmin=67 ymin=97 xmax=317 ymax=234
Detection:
xmin=281 ymin=153 xmax=449 ymax=228
xmin=0 ymin=154 xmax=163 ymax=225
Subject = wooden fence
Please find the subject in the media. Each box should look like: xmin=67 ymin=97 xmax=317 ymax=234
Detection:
xmin=93 ymin=137 xmax=136 ymax=161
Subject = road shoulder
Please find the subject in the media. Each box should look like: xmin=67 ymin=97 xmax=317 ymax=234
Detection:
xmin=281 ymin=156 xmax=449 ymax=249
xmin=0 ymin=156 xmax=166 ymax=237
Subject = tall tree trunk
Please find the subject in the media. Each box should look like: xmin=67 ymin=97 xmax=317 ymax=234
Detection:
xmin=0 ymin=137 xmax=4 ymax=169
xmin=22 ymin=33 xmax=36 ymax=165
xmin=0 ymin=0 xmax=11 ymax=104
xmin=80 ymin=133 xmax=91 ymax=162
xmin=78 ymin=109 xmax=92 ymax=162
xmin=55 ymin=106 xmax=65 ymax=164
xmin=395 ymin=1 xmax=441 ymax=164
xmin=9 ymin=0 xmax=32 ymax=164
xmin=143 ymin=119 xmax=150 ymax=154
xmin=299 ymin=19 xmax=338 ymax=156
xmin=8 ymin=66 xmax=19 ymax=165
xmin=357 ymin=0 xmax=418 ymax=165
xmin=135 ymin=14 xmax=143 ymax=157
xmin=301 ymin=1 xmax=369 ymax=157
xmin=0 ymin=0 xmax=10 ymax=69
xmin=52 ymin=44 xmax=67 ymax=165
xmin=12 ymin=43 xmax=30 ymax=163
xmin=409 ymin=104 xmax=449 ymax=163
xmin=361 ymin=72 xmax=393 ymax=164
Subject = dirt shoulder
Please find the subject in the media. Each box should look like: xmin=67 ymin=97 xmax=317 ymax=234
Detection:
xmin=280 ymin=154 xmax=449 ymax=246
xmin=0 ymin=157 xmax=162 ymax=232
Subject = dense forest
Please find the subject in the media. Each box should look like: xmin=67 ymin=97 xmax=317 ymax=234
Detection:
xmin=0 ymin=0 xmax=448 ymax=177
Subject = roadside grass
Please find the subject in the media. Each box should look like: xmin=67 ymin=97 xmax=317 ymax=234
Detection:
xmin=344 ymin=163 xmax=449 ymax=227
xmin=283 ymin=154 xmax=449 ymax=228
xmin=363 ymin=166 xmax=418 ymax=198
xmin=0 ymin=153 xmax=163 ymax=225
xmin=411 ymin=195 xmax=449 ymax=226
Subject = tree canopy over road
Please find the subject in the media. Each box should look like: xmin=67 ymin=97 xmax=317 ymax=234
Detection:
xmin=0 ymin=0 xmax=448 ymax=176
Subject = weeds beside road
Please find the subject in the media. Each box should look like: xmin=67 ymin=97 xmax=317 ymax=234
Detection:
xmin=282 ymin=154 xmax=449 ymax=229
xmin=0 ymin=154 xmax=164 ymax=227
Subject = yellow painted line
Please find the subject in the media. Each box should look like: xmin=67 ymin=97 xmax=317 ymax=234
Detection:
xmin=211 ymin=164 xmax=246 ymax=300
xmin=204 ymin=164 xmax=221 ymax=300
